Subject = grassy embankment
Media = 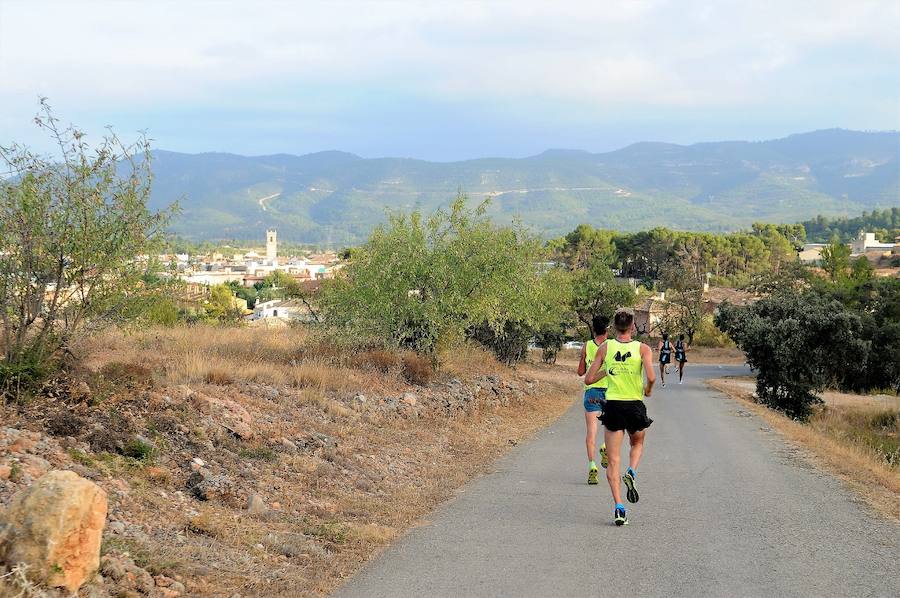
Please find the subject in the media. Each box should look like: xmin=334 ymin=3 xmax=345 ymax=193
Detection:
xmin=708 ymin=377 xmax=899 ymax=521
xmin=1 ymin=325 xmax=578 ymax=597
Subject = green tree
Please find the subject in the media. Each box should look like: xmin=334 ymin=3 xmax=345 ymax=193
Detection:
xmin=570 ymin=259 xmax=634 ymax=336
xmin=659 ymin=261 xmax=705 ymax=344
xmin=0 ymin=101 xmax=171 ymax=390
xmin=850 ymin=256 xmax=874 ymax=283
xmin=204 ymin=285 xmax=243 ymax=323
xmin=715 ymin=291 xmax=867 ymax=420
xmin=320 ymin=196 xmax=570 ymax=359
xmin=820 ymin=238 xmax=851 ymax=282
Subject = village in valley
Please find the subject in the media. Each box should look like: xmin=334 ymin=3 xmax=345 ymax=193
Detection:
xmin=161 ymin=229 xmax=341 ymax=323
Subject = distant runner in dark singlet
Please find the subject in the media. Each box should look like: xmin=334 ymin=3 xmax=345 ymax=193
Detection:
xmin=675 ymin=334 xmax=689 ymax=384
xmin=585 ymin=308 xmax=656 ymax=526
xmin=657 ymin=332 xmax=672 ymax=387
xmin=577 ymin=314 xmax=610 ymax=485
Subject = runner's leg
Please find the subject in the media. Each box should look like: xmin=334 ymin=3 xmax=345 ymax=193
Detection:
xmin=628 ymin=429 xmax=645 ymax=471
xmin=678 ymin=361 xmax=685 ymax=382
xmin=584 ymin=411 xmax=598 ymax=461
xmin=604 ymin=428 xmax=625 ymax=505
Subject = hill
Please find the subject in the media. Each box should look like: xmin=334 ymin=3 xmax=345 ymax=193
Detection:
xmin=148 ymin=129 xmax=900 ymax=243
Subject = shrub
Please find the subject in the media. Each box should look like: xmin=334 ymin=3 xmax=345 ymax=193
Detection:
xmin=204 ymin=369 xmax=235 ymax=385
xmin=691 ymin=316 xmax=734 ymax=348
xmin=319 ymin=196 xmax=571 ymax=360
xmin=100 ymin=362 xmax=154 ymax=388
xmin=715 ymin=290 xmax=867 ymax=420
xmin=358 ymin=350 xmax=400 ymax=373
xmin=0 ymin=100 xmax=172 ymax=385
xmin=401 ymin=352 xmax=433 ymax=386
xmin=123 ymin=437 xmax=157 ymax=462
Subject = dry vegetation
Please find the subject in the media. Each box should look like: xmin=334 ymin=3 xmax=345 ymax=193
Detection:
xmin=1 ymin=325 xmax=578 ymax=597
xmin=708 ymin=376 xmax=900 ymax=521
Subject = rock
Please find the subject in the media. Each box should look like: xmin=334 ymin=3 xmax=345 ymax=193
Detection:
xmin=353 ymin=393 xmax=367 ymax=403
xmin=100 ymin=554 xmax=127 ymax=581
xmin=0 ymin=464 xmax=10 ymax=480
xmin=400 ymin=392 xmax=418 ymax=407
xmin=186 ymin=470 xmax=234 ymax=502
xmin=247 ymin=493 xmax=267 ymax=515
xmin=0 ymin=470 xmax=108 ymax=593
xmin=279 ymin=437 xmax=298 ymax=453
xmin=107 ymin=520 xmax=126 ymax=535
xmin=191 ymin=392 xmax=254 ymax=439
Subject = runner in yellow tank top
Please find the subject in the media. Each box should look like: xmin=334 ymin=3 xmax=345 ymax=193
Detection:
xmin=577 ymin=315 xmax=610 ymax=484
xmin=584 ymin=308 xmax=656 ymax=526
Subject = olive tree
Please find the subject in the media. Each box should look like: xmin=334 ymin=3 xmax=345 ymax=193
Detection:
xmin=0 ymin=101 xmax=171 ymax=390
xmin=319 ymin=196 xmax=571 ymax=360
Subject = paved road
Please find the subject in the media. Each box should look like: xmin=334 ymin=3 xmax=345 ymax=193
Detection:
xmin=334 ymin=365 xmax=900 ymax=598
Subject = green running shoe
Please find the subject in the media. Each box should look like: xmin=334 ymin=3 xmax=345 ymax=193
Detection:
xmin=599 ymin=443 xmax=608 ymax=469
xmin=614 ymin=506 xmax=628 ymax=526
xmin=623 ymin=469 xmax=639 ymax=503
xmin=588 ymin=466 xmax=599 ymax=485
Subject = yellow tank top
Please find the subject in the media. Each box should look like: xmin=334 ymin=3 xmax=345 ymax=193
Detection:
xmin=584 ymin=339 xmax=608 ymax=390
xmin=603 ymin=338 xmax=644 ymax=401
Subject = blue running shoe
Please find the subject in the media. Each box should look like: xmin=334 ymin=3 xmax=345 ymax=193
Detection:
xmin=614 ymin=505 xmax=628 ymax=526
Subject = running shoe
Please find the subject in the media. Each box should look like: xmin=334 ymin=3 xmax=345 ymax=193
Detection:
xmin=599 ymin=443 xmax=608 ymax=469
xmin=623 ymin=469 xmax=639 ymax=503
xmin=614 ymin=506 xmax=628 ymax=526
xmin=661 ymin=382 xmax=666 ymax=388
xmin=588 ymin=466 xmax=599 ymax=485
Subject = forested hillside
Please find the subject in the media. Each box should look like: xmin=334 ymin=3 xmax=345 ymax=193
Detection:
xmin=147 ymin=129 xmax=899 ymax=243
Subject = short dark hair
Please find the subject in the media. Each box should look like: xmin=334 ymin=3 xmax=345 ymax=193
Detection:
xmin=591 ymin=314 xmax=610 ymax=335
xmin=662 ymin=332 xmax=669 ymax=340
xmin=613 ymin=308 xmax=634 ymax=333
xmin=679 ymin=334 xmax=685 ymax=340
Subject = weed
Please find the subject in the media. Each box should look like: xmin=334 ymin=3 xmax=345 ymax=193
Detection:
xmin=123 ymin=437 xmax=157 ymax=462
xmin=401 ymin=352 xmax=433 ymax=386
xmin=68 ymin=448 xmax=95 ymax=467
xmin=100 ymin=361 xmax=155 ymax=388
xmin=238 ymin=446 xmax=277 ymax=461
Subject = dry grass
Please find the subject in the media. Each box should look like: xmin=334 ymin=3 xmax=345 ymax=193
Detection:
xmin=76 ymin=326 xmax=379 ymax=394
xmin=708 ymin=377 xmax=900 ymax=521
xmin=44 ymin=325 xmax=579 ymax=597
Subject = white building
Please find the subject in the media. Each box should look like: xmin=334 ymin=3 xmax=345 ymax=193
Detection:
xmin=851 ymin=232 xmax=895 ymax=256
xmin=251 ymin=299 xmax=315 ymax=322
xmin=798 ymin=243 xmax=827 ymax=264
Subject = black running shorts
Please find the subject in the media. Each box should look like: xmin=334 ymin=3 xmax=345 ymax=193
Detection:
xmin=600 ymin=400 xmax=653 ymax=433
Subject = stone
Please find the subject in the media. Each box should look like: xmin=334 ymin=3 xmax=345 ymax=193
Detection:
xmin=353 ymin=393 xmax=367 ymax=403
xmin=280 ymin=437 xmax=298 ymax=453
xmin=0 ymin=464 xmax=10 ymax=480
xmin=0 ymin=470 xmax=108 ymax=593
xmin=107 ymin=520 xmax=126 ymax=535
xmin=247 ymin=493 xmax=267 ymax=515
xmin=191 ymin=393 xmax=254 ymax=439
xmin=400 ymin=392 xmax=418 ymax=407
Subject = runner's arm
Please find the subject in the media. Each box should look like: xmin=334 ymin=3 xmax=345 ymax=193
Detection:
xmin=640 ymin=343 xmax=656 ymax=396
xmin=584 ymin=342 xmax=607 ymax=385
xmin=577 ymin=344 xmax=587 ymax=376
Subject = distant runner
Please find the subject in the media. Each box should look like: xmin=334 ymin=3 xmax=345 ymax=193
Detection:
xmin=657 ymin=332 xmax=673 ymax=387
xmin=577 ymin=315 xmax=610 ymax=485
xmin=585 ymin=308 xmax=656 ymax=526
xmin=675 ymin=334 xmax=689 ymax=384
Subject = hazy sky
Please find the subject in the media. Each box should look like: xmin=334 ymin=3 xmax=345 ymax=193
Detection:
xmin=1 ymin=1 xmax=898 ymax=160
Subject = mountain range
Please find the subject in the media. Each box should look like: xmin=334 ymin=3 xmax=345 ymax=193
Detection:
xmin=148 ymin=129 xmax=900 ymax=244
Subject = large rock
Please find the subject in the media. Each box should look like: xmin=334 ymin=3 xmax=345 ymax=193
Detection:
xmin=0 ymin=469 xmax=108 ymax=593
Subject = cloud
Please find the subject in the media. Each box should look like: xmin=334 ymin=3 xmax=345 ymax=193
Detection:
xmin=0 ymin=0 xmax=897 ymax=156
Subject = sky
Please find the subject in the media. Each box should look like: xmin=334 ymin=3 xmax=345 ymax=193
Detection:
xmin=1 ymin=0 xmax=899 ymax=161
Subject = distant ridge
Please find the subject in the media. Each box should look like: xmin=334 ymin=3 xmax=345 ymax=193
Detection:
xmin=147 ymin=129 xmax=900 ymax=244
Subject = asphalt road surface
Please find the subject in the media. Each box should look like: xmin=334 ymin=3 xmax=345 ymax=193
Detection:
xmin=334 ymin=364 xmax=899 ymax=598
